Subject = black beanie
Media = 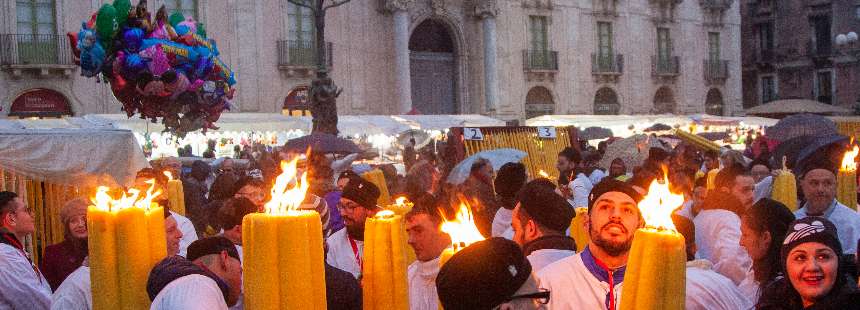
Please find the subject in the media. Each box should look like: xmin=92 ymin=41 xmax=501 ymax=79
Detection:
xmin=588 ymin=179 xmax=643 ymax=212
xmin=517 ymin=180 xmax=574 ymax=232
xmin=495 ymin=162 xmax=527 ymax=198
xmin=436 ymin=238 xmax=533 ymax=310
xmin=341 ymin=177 xmax=381 ymax=210
xmin=781 ymin=217 xmax=842 ymax=266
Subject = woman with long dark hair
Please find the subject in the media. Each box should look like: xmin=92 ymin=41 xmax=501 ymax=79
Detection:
xmin=739 ymin=198 xmax=795 ymax=302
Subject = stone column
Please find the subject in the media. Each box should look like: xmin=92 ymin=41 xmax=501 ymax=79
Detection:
xmin=476 ymin=0 xmax=500 ymax=112
xmin=387 ymin=0 xmax=414 ymax=114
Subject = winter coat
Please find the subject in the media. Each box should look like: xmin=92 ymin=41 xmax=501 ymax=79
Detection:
xmin=40 ymin=238 xmax=87 ymax=290
xmin=757 ymin=276 xmax=860 ymax=310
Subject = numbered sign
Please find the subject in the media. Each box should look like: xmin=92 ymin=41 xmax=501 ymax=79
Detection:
xmin=538 ymin=127 xmax=557 ymax=139
xmin=464 ymin=128 xmax=484 ymax=141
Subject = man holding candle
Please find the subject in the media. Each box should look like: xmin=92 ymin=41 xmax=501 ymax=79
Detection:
xmin=327 ymin=177 xmax=381 ymax=278
xmin=794 ymin=156 xmax=860 ymax=254
xmin=536 ymin=179 xmax=643 ymax=310
xmin=511 ymin=179 xmax=577 ymax=271
xmin=0 ymin=191 xmax=51 ymax=309
xmin=404 ymin=200 xmax=451 ymax=310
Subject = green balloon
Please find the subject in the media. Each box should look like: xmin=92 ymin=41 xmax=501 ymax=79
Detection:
xmin=95 ymin=4 xmax=118 ymax=44
xmin=168 ymin=11 xmax=186 ymax=28
xmin=113 ymin=0 xmax=132 ymax=26
xmin=196 ymin=23 xmax=207 ymax=37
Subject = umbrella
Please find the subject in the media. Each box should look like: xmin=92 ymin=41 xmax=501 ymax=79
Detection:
xmin=697 ymin=131 xmax=729 ymax=141
xmin=644 ymin=123 xmax=672 ymax=132
xmin=598 ymin=135 xmax=666 ymax=172
xmin=766 ymin=113 xmax=838 ymax=142
xmin=793 ymin=134 xmax=849 ymax=175
xmin=746 ymin=99 xmax=853 ymax=117
xmin=284 ymin=133 xmax=361 ymax=154
xmin=579 ymin=127 xmax=614 ymax=140
xmin=396 ymin=129 xmax=434 ymax=149
xmin=446 ymin=148 xmax=527 ymax=185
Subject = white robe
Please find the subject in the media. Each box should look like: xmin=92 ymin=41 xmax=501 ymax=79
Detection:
xmin=325 ymin=229 xmax=363 ymax=278
xmin=0 ymin=243 xmax=51 ymax=310
xmin=693 ymin=209 xmax=752 ymax=285
xmin=795 ymin=200 xmax=860 ymax=254
xmin=172 ymin=213 xmax=198 ymax=258
xmin=685 ymin=260 xmax=754 ymax=310
xmin=527 ymin=249 xmax=575 ymax=272
xmin=737 ymin=267 xmax=760 ymax=305
xmin=150 ymin=274 xmax=228 ymax=310
xmin=51 ymin=266 xmax=91 ymax=310
xmin=567 ymin=173 xmax=593 ymax=209
xmin=492 ymin=208 xmax=514 ymax=239
xmin=407 ymin=257 xmax=441 ymax=310
xmin=537 ymin=250 xmax=624 ymax=310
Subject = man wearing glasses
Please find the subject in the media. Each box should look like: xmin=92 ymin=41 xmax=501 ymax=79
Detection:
xmin=436 ymin=238 xmax=548 ymax=310
xmin=0 ymin=191 xmax=51 ymax=309
xmin=537 ymin=179 xmax=643 ymax=310
xmin=326 ymin=177 xmax=380 ymax=279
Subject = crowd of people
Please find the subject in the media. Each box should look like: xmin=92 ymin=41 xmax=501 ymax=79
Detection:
xmin=2 ymin=130 xmax=860 ymax=310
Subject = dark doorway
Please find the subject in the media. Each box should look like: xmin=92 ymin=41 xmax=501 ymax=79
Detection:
xmin=594 ymin=87 xmax=620 ymax=115
xmin=706 ymin=88 xmax=724 ymax=116
xmin=409 ymin=19 xmax=457 ymax=114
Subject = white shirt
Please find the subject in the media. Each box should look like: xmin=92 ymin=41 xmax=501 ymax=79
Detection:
xmin=737 ymin=267 xmax=760 ymax=304
xmin=51 ymin=266 xmax=91 ymax=310
xmin=589 ymin=169 xmax=607 ymax=186
xmin=537 ymin=250 xmax=624 ymax=310
xmin=150 ymin=274 xmax=228 ymax=310
xmin=754 ymin=175 xmax=773 ymax=204
xmin=795 ymin=200 xmax=860 ymax=254
xmin=172 ymin=213 xmax=198 ymax=258
xmin=693 ymin=209 xmax=752 ymax=285
xmin=527 ymin=249 xmax=575 ymax=272
xmin=568 ymin=173 xmax=593 ymax=209
xmin=492 ymin=208 xmax=514 ymax=239
xmin=407 ymin=257 xmax=441 ymax=310
xmin=325 ymin=229 xmax=363 ymax=278
xmin=0 ymin=243 xmax=51 ymax=310
xmin=685 ymin=260 xmax=754 ymax=310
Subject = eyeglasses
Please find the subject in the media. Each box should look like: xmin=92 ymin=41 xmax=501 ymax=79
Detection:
xmin=504 ymin=288 xmax=550 ymax=305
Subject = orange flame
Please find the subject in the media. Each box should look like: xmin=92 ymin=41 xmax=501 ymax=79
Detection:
xmin=264 ymin=157 xmax=310 ymax=215
xmin=538 ymin=169 xmax=550 ymax=178
xmin=375 ymin=210 xmax=396 ymax=219
xmin=91 ymin=179 xmax=162 ymax=212
xmin=440 ymin=200 xmax=486 ymax=251
xmin=163 ymin=171 xmax=174 ymax=181
xmin=840 ymin=145 xmax=859 ymax=172
xmin=638 ymin=174 xmax=685 ymax=231
xmin=395 ymin=196 xmax=409 ymax=207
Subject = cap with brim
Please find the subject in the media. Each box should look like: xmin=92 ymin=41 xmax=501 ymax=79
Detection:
xmin=186 ymin=237 xmax=241 ymax=262
xmin=588 ymin=179 xmax=643 ymax=212
xmin=518 ymin=181 xmax=574 ymax=232
xmin=341 ymin=177 xmax=381 ymax=210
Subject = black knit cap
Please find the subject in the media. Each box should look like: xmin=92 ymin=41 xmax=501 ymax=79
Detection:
xmin=517 ymin=179 xmax=574 ymax=232
xmin=186 ymin=237 xmax=241 ymax=262
xmin=341 ymin=176 xmax=381 ymax=210
xmin=494 ymin=162 xmax=527 ymax=198
xmin=436 ymin=238 xmax=533 ymax=310
xmin=588 ymin=179 xmax=643 ymax=212
xmin=781 ymin=217 xmax=842 ymax=265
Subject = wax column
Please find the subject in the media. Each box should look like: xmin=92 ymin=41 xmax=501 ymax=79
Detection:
xmin=476 ymin=0 xmax=499 ymax=112
xmin=363 ymin=210 xmax=410 ymax=310
xmin=388 ymin=0 xmax=414 ymax=114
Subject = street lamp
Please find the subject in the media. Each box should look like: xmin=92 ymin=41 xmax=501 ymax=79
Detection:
xmin=836 ymin=31 xmax=859 ymax=47
xmin=835 ymin=31 xmax=860 ymax=114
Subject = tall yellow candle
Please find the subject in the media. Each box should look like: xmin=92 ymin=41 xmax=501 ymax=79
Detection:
xmin=568 ymin=207 xmax=590 ymax=252
xmin=363 ymin=210 xmax=410 ymax=310
xmin=163 ymin=171 xmax=186 ymax=216
xmin=386 ymin=197 xmax=416 ymax=264
xmin=242 ymin=158 xmax=327 ymax=310
xmin=87 ymin=181 xmax=167 ymax=310
xmin=837 ymin=146 xmax=859 ymax=210
xmin=620 ymin=176 xmax=686 ymax=310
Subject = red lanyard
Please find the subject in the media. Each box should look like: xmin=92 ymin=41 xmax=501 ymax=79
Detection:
xmin=592 ymin=254 xmax=617 ymax=310
xmin=2 ymin=235 xmax=42 ymax=282
xmin=347 ymin=235 xmax=363 ymax=271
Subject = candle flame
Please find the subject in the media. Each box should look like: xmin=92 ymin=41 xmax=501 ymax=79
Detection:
xmin=395 ymin=196 xmax=408 ymax=206
xmin=840 ymin=145 xmax=859 ymax=172
xmin=440 ymin=199 xmax=485 ymax=251
xmin=91 ymin=179 xmax=162 ymax=212
xmin=163 ymin=171 xmax=174 ymax=181
xmin=375 ymin=210 xmax=396 ymax=219
xmin=538 ymin=170 xmax=549 ymax=178
xmin=638 ymin=174 xmax=684 ymax=231
xmin=264 ymin=157 xmax=310 ymax=215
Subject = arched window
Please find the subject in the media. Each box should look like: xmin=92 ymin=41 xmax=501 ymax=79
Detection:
xmin=653 ymin=87 xmax=676 ymax=114
xmin=283 ymin=86 xmax=311 ymax=116
xmin=525 ymin=86 xmax=555 ymax=119
xmin=594 ymin=87 xmax=620 ymax=115
xmin=705 ymin=88 xmax=724 ymax=116
xmin=10 ymin=88 xmax=71 ymax=118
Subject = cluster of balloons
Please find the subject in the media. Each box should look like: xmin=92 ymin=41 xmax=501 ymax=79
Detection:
xmin=68 ymin=0 xmax=236 ymax=135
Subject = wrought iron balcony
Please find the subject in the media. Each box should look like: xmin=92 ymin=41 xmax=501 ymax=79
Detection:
xmin=523 ymin=50 xmax=558 ymax=71
xmin=0 ymin=34 xmax=75 ymax=76
xmin=592 ymin=53 xmax=623 ymax=75
xmin=652 ymin=56 xmax=680 ymax=76
xmin=703 ymin=59 xmax=729 ymax=85
xmin=277 ymin=40 xmax=333 ymax=77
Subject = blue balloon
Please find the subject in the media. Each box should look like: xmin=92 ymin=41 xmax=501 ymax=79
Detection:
xmin=174 ymin=24 xmax=191 ymax=36
xmin=123 ymin=54 xmax=147 ymax=78
xmin=122 ymin=28 xmax=145 ymax=53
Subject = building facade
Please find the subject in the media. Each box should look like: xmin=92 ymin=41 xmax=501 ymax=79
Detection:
xmin=741 ymin=0 xmax=860 ymax=110
xmin=1 ymin=0 xmax=741 ymax=122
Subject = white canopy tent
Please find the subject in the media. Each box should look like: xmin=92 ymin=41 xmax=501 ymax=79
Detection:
xmin=526 ymin=114 xmax=778 ymax=139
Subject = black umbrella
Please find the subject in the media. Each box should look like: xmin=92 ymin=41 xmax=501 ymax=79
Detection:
xmin=284 ymin=133 xmax=361 ymax=154
xmin=644 ymin=123 xmax=673 ymax=132
xmin=769 ymin=134 xmax=848 ymax=172
xmin=794 ymin=134 xmax=849 ymax=175
xmin=697 ymin=132 xmax=729 ymax=141
xmin=579 ymin=127 xmax=614 ymax=140
xmin=766 ymin=113 xmax=838 ymax=142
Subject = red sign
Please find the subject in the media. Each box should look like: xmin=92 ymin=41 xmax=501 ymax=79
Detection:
xmin=10 ymin=88 xmax=71 ymax=116
xmin=284 ymin=86 xmax=310 ymax=108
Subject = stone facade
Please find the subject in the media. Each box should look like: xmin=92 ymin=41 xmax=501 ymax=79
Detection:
xmin=1 ymin=0 xmax=742 ymax=122
xmin=741 ymin=0 xmax=860 ymax=110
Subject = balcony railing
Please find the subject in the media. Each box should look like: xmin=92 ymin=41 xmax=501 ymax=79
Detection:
xmin=592 ymin=53 xmax=624 ymax=74
xmin=652 ymin=56 xmax=680 ymax=76
xmin=703 ymin=59 xmax=729 ymax=84
xmin=523 ymin=50 xmax=558 ymax=71
xmin=0 ymin=34 xmax=73 ymax=66
xmin=277 ymin=40 xmax=333 ymax=69
xmin=700 ymin=0 xmax=732 ymax=10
